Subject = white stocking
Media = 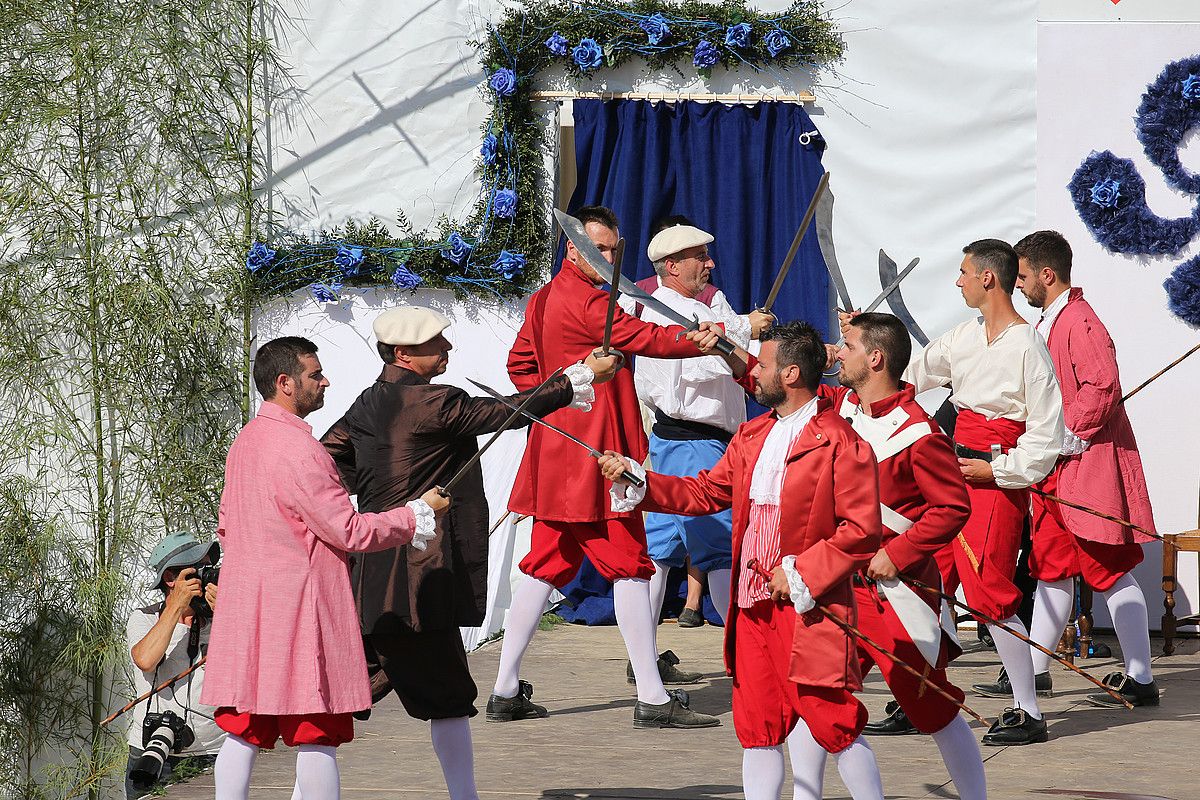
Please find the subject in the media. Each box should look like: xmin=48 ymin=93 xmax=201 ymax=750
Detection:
xmin=785 ymin=720 xmax=827 ymax=800
xmin=1030 ymin=578 xmax=1074 ymax=674
xmin=649 ymin=560 xmax=672 ymax=652
xmin=294 ymin=744 xmax=339 ymax=800
xmin=431 ymin=716 xmax=480 ymax=800
xmin=742 ymin=745 xmax=786 ymax=800
xmin=992 ymin=615 xmax=1043 ymax=719
xmin=1103 ymin=572 xmax=1154 ymax=683
xmin=492 ymin=576 xmax=554 ymax=698
xmin=214 ymin=733 xmax=258 ymax=800
xmin=930 ymin=715 xmax=986 ymax=800
xmin=834 ymin=737 xmax=884 ymax=800
xmin=707 ymin=567 xmax=732 ymax=625
xmin=613 ymin=577 xmax=671 ymax=704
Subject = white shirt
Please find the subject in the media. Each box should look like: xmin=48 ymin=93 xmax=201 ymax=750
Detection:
xmin=903 ymin=316 xmax=1064 ymax=489
xmin=125 ymin=604 xmax=225 ymax=754
xmin=1035 ymin=289 xmax=1071 ymax=337
xmin=624 ymin=282 xmax=750 ymax=434
xmin=747 ymin=398 xmax=819 ymax=504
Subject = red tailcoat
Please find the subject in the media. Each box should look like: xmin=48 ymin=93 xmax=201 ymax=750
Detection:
xmin=508 ymin=258 xmax=704 ymax=522
xmin=1044 ymin=288 xmax=1156 ymax=545
xmin=639 ymin=399 xmax=882 ymax=688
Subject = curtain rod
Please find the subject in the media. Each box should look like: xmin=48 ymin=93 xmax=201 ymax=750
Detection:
xmin=529 ymin=90 xmax=816 ymax=103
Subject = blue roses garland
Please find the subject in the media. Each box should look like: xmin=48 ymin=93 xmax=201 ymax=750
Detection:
xmin=1069 ymin=54 xmax=1200 ymax=326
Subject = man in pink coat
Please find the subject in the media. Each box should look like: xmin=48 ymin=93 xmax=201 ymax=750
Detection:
xmin=1015 ymin=231 xmax=1159 ymax=708
xmin=201 ymin=336 xmax=450 ymax=798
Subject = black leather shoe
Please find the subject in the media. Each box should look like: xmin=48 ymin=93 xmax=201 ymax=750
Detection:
xmin=981 ymin=707 xmax=1048 ymax=746
xmin=971 ymin=668 xmax=1053 ymax=698
xmin=633 ymin=689 xmax=721 ymax=729
xmin=485 ymin=680 xmax=548 ymax=722
xmin=863 ymin=700 xmax=918 ymax=735
xmin=1085 ymin=672 xmax=1160 ymax=708
xmin=627 ymin=650 xmax=704 ymax=685
xmin=677 ymin=608 xmax=704 ymax=628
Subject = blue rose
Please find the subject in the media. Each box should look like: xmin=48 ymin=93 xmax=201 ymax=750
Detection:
xmin=545 ymin=31 xmax=569 ymax=56
xmin=390 ymin=265 xmax=422 ymax=289
xmin=334 ymin=245 xmax=366 ymax=275
xmin=481 ymin=133 xmax=498 ymax=166
xmin=573 ymin=38 xmax=604 ymax=72
xmin=491 ymin=250 xmax=527 ymax=280
xmin=488 ymin=67 xmax=516 ymax=97
xmin=639 ymin=13 xmax=670 ymax=46
xmin=440 ymin=232 xmax=473 ymax=265
xmin=694 ymin=40 xmax=719 ymax=70
xmin=764 ymin=29 xmax=791 ymax=57
xmin=725 ymin=23 xmax=751 ymax=49
xmin=246 ymin=241 xmax=276 ymax=272
xmin=1182 ymin=74 xmax=1200 ymax=102
xmin=493 ymin=188 xmax=517 ymax=219
xmin=310 ymin=280 xmax=342 ymax=303
xmin=1089 ymin=179 xmax=1122 ymax=209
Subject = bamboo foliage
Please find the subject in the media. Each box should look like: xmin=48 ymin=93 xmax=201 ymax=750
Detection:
xmin=0 ymin=0 xmax=273 ymax=795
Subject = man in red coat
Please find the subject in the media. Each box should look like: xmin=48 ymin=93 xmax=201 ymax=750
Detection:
xmin=826 ymin=313 xmax=985 ymax=800
xmin=487 ymin=205 xmax=721 ymax=729
xmin=600 ymin=321 xmax=886 ymax=800
xmin=1015 ymin=230 xmax=1159 ymax=707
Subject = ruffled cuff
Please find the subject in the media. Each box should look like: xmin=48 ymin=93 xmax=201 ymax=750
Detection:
xmin=608 ymin=460 xmax=647 ymax=513
xmin=1061 ymin=427 xmax=1090 ymax=456
xmin=780 ymin=555 xmax=815 ymax=614
xmin=724 ymin=313 xmax=752 ymax=350
xmin=564 ymin=362 xmax=596 ymax=411
xmin=405 ymin=499 xmax=437 ymax=551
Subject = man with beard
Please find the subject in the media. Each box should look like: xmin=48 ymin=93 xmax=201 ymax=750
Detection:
xmin=321 ymin=306 xmax=619 ymax=800
xmin=822 ymin=313 xmax=985 ymax=799
xmin=204 ymin=336 xmax=449 ymax=798
xmin=1014 ymin=230 xmax=1159 ymax=707
xmin=899 ymin=239 xmax=1064 ymax=746
xmin=599 ymin=321 xmax=887 ymax=800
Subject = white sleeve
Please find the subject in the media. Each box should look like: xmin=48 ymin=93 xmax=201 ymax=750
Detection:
xmin=617 ymin=294 xmax=638 ymax=317
xmin=991 ymin=349 xmax=1065 ymax=488
xmin=564 ymin=362 xmax=596 ymax=411
xmin=780 ymin=555 xmax=815 ymax=614
xmin=903 ymin=331 xmax=953 ymax=394
xmin=609 ymin=460 xmax=648 ymax=513
xmin=710 ymin=291 xmax=752 ymax=349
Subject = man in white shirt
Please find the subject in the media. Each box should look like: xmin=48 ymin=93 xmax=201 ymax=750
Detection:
xmin=898 ymin=238 xmax=1064 ymax=746
xmin=625 ymin=221 xmax=772 ymax=669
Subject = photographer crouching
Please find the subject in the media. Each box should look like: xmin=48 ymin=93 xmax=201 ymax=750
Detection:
xmin=124 ymin=531 xmax=226 ymax=797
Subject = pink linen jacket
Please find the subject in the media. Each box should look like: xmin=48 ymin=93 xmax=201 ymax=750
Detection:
xmin=200 ymin=402 xmax=420 ymax=715
xmin=1044 ymin=288 xmax=1156 ymax=545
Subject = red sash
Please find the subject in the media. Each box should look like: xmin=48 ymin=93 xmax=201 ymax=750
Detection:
xmin=952 ymin=408 xmax=1025 ymax=452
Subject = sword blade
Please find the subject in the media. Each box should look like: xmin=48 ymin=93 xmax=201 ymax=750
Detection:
xmin=439 ymin=366 xmax=566 ymax=494
xmin=553 ymin=209 xmax=738 ymax=357
xmin=878 ymin=249 xmax=929 ymax=346
xmin=762 ymin=171 xmax=831 ymax=314
xmin=810 ymin=177 xmax=854 ymax=312
xmin=600 ymin=237 xmax=625 ymax=354
xmin=467 ymin=377 xmax=646 ymax=488
xmin=863 ymin=257 xmax=919 ymax=313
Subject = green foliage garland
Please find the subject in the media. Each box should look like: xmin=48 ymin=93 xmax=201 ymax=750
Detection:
xmin=249 ymin=0 xmax=843 ymax=303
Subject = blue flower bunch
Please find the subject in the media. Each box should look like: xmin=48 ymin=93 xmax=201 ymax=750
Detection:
xmin=311 ymin=280 xmax=342 ymax=303
xmin=573 ymin=38 xmax=604 ymax=71
xmin=441 ymin=232 xmax=473 ymax=265
xmin=334 ymin=245 xmax=366 ymax=276
xmin=545 ymin=31 xmax=568 ymax=56
xmin=764 ymin=28 xmax=791 ymax=57
xmin=246 ymin=242 xmax=276 ymax=272
xmin=725 ymin=23 xmax=751 ymax=49
xmin=1182 ymin=74 xmax=1200 ymax=103
xmin=488 ymin=67 xmax=517 ymax=96
xmin=390 ymin=265 xmax=422 ymax=290
xmin=493 ymin=188 xmax=517 ymax=218
xmin=491 ymin=250 xmax=526 ymax=280
xmin=1136 ymin=54 xmax=1200 ymax=194
xmin=694 ymin=40 xmax=719 ymax=70
xmin=639 ymin=13 xmax=670 ymax=46
xmin=481 ymin=133 xmax=498 ymax=166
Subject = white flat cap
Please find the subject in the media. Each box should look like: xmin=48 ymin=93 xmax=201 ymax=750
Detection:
xmin=647 ymin=224 xmax=714 ymax=262
xmin=373 ymin=306 xmax=451 ymax=346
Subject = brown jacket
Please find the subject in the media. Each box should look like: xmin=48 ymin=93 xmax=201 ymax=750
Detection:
xmin=321 ymin=364 xmax=574 ymax=633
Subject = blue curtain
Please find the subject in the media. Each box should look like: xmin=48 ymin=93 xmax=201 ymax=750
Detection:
xmin=556 ymin=99 xmax=829 ymax=625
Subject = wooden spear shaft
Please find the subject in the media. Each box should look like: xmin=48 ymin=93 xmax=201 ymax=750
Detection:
xmin=101 ymin=657 xmax=207 ymax=727
xmin=1121 ymin=341 xmax=1200 ymax=403
xmin=1028 ymin=487 xmax=1163 ymax=541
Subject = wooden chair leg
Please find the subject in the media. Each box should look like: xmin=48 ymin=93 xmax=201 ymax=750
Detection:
xmin=1162 ymin=535 xmax=1178 ymax=656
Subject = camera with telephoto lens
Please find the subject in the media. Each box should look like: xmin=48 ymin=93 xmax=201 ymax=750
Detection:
xmin=189 ymin=564 xmax=220 ymax=619
xmin=128 ymin=710 xmax=196 ymax=788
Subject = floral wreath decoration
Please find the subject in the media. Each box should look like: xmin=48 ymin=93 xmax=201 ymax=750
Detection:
xmin=1069 ymin=54 xmax=1200 ymax=327
xmin=244 ymin=1 xmax=843 ymax=306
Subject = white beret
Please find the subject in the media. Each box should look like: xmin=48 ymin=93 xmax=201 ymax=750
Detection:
xmin=373 ymin=306 xmax=451 ymax=346
xmin=646 ymin=224 xmax=714 ymax=263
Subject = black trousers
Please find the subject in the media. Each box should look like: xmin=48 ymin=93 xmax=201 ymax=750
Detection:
xmin=367 ymin=617 xmax=478 ymax=721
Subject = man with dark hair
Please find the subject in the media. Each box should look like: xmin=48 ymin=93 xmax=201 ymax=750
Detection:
xmin=599 ymin=320 xmax=887 ymax=800
xmin=321 ymin=306 xmax=617 ymax=800
xmin=890 ymin=238 xmax=1064 ymax=746
xmin=202 ymin=336 xmax=450 ymax=798
xmin=489 ymin=204 xmax=723 ymax=730
xmin=817 ymin=312 xmax=985 ymax=799
xmin=1015 ymin=231 xmax=1159 ymax=708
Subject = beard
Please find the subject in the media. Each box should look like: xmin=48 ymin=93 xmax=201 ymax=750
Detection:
xmin=296 ymin=384 xmax=325 ymax=416
xmin=754 ymin=373 xmax=787 ymax=409
xmin=1023 ymin=282 xmax=1046 ymax=308
xmin=837 ymin=362 xmax=868 ymax=391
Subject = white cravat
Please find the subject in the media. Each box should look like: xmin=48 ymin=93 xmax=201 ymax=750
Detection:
xmin=748 ymin=397 xmax=819 ymax=505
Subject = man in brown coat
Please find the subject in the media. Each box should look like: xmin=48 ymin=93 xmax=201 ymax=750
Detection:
xmin=321 ymin=306 xmax=617 ymax=800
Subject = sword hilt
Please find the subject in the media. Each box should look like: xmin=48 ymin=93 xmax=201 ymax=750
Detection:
xmin=675 ymin=314 xmax=738 ymax=357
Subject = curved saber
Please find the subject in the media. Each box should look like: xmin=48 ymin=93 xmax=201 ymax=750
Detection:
xmin=761 ymin=171 xmax=831 ymax=314
xmin=879 ymin=249 xmax=929 ymax=346
xmin=600 ymin=238 xmax=626 ymax=355
xmin=814 ymin=177 xmax=853 ymax=312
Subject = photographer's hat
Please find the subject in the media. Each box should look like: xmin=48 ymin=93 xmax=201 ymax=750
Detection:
xmin=148 ymin=531 xmax=220 ymax=587
xmin=373 ymin=306 xmax=451 ymax=346
xmin=646 ymin=224 xmax=713 ymax=263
